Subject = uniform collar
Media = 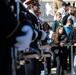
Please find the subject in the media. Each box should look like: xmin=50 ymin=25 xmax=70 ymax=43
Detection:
xmin=29 ymin=10 xmax=37 ymax=18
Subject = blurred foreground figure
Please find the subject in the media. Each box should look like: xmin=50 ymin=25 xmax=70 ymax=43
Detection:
xmin=0 ymin=0 xmax=46 ymax=75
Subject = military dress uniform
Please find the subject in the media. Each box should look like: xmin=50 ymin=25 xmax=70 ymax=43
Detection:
xmin=23 ymin=0 xmax=47 ymax=75
xmin=0 ymin=0 xmax=46 ymax=75
xmin=0 ymin=0 xmax=41 ymax=75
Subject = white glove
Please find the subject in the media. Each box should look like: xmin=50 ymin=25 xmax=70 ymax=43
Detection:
xmin=43 ymin=48 xmax=50 ymax=52
xmin=40 ymin=30 xmax=47 ymax=40
xmin=14 ymin=25 xmax=33 ymax=51
xmin=32 ymin=30 xmax=38 ymax=42
xmin=47 ymin=39 xmax=52 ymax=44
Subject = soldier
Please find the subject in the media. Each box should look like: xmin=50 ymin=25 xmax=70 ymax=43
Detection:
xmin=0 ymin=0 xmax=35 ymax=75
xmin=23 ymin=0 xmax=48 ymax=75
xmin=0 ymin=0 xmax=46 ymax=75
xmin=24 ymin=0 xmax=40 ymax=46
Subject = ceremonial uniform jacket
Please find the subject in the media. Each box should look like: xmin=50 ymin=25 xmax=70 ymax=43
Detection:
xmin=0 ymin=1 xmax=38 ymax=75
xmin=28 ymin=10 xmax=42 ymax=48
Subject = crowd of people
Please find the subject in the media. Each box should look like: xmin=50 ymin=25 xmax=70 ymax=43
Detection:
xmin=0 ymin=0 xmax=76 ymax=75
xmin=51 ymin=0 xmax=76 ymax=75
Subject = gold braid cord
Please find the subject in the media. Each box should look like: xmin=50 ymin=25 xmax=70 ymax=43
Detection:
xmin=6 ymin=21 xmax=20 ymax=38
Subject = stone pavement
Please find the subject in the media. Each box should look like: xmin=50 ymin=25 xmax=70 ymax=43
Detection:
xmin=51 ymin=68 xmax=71 ymax=75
